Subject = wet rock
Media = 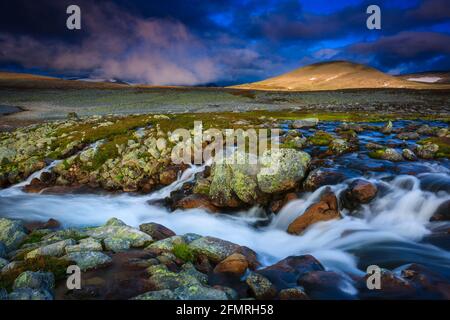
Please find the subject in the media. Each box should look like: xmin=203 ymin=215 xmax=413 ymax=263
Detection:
xmin=381 ymin=121 xmax=393 ymax=134
xmin=258 ymin=255 xmax=324 ymax=290
xmin=213 ymin=253 xmax=248 ymax=276
xmin=139 ymin=223 xmax=176 ymax=241
xmin=0 ymin=288 xmax=7 ymax=300
xmin=417 ymin=124 xmax=434 ymax=135
xmin=24 ymin=218 xmax=60 ymax=233
xmin=8 ymin=288 xmax=53 ymax=300
xmin=291 ymin=118 xmax=318 ymax=129
xmin=23 ymin=178 xmax=48 ymax=193
xmin=192 ymin=177 xmax=211 ymax=195
xmin=278 ymin=287 xmax=309 ymax=300
xmin=63 ymin=251 xmax=112 ymax=271
xmin=147 ymin=263 xmax=207 ymax=290
xmin=342 ymin=179 xmax=378 ymax=209
xmin=25 ymin=239 xmax=76 ymax=259
xmin=132 ymin=289 xmax=176 ymax=300
xmin=86 ymin=218 xmax=153 ymax=248
xmin=189 ymin=236 xmax=252 ymax=264
xmin=401 ymin=264 xmax=450 ymax=299
xmin=287 ymin=191 xmax=341 ymax=235
xmin=402 ymin=149 xmax=417 ymax=161
xmin=0 ymin=257 xmax=9 ymax=269
xmin=257 ymin=149 xmax=311 ymax=193
xmin=303 ymin=168 xmax=346 ymax=191
xmin=430 ymin=200 xmax=450 ymax=222
xmin=369 ymin=148 xmax=403 ymax=162
xmin=366 ymin=142 xmax=384 ymax=150
xmin=307 ymin=130 xmax=333 ymax=146
xmin=328 ymin=139 xmax=350 ymax=155
xmin=159 ymin=167 xmax=179 ymax=185
xmin=13 ymin=271 xmax=54 ymax=292
xmin=397 ymin=132 xmax=420 ymax=140
xmin=0 ymin=241 xmax=6 ymax=258
xmin=357 ymin=269 xmax=416 ymax=299
xmin=418 ymin=173 xmax=450 ymax=193
xmin=270 ymin=192 xmax=298 ymax=213
xmin=147 ymin=235 xmax=186 ymax=253
xmin=208 ymin=162 xmax=242 ymax=208
xmin=416 ymin=143 xmax=439 ymax=159
xmin=104 ymin=237 xmax=131 ymax=252
xmin=246 ymin=272 xmax=277 ymax=299
xmin=175 ymin=194 xmax=218 ymax=213
xmin=173 ymin=284 xmax=229 ymax=300
xmin=298 ymin=271 xmax=356 ymax=300
xmin=65 ymin=238 xmax=103 ymax=253
xmin=0 ymin=218 xmax=27 ymax=251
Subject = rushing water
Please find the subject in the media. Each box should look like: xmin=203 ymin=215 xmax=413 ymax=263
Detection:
xmin=0 ymin=121 xmax=450 ymax=294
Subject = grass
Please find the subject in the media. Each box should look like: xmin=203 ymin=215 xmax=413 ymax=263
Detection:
xmin=172 ymin=243 xmax=196 ymax=263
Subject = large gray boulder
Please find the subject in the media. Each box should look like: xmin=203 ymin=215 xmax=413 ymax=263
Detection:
xmin=0 ymin=218 xmax=27 ymax=252
xmin=63 ymin=251 xmax=112 ymax=271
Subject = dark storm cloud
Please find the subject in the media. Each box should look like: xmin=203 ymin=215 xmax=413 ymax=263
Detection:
xmin=0 ymin=0 xmax=449 ymax=84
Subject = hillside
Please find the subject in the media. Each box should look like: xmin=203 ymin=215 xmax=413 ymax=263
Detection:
xmin=231 ymin=61 xmax=450 ymax=91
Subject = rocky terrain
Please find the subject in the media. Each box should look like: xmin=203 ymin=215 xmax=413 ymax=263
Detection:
xmin=0 ymin=111 xmax=449 ymax=300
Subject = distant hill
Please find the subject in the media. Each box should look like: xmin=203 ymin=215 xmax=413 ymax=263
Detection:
xmin=231 ymin=61 xmax=450 ymax=91
xmin=397 ymin=71 xmax=450 ymax=84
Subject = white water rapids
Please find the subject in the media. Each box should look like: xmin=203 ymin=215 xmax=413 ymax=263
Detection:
xmin=0 ymin=161 xmax=450 ymax=284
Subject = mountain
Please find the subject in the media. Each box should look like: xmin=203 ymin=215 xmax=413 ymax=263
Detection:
xmin=397 ymin=71 xmax=450 ymax=84
xmin=231 ymin=61 xmax=450 ymax=91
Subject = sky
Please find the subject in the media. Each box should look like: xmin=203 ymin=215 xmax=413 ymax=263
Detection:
xmin=0 ymin=0 xmax=449 ymax=85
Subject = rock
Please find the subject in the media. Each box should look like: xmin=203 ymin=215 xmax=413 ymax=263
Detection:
xmin=104 ymin=217 xmax=127 ymax=227
xmin=246 ymin=272 xmax=277 ymax=299
xmin=303 ymin=168 xmax=346 ymax=191
xmin=147 ymin=235 xmax=186 ymax=253
xmin=147 ymin=263 xmax=207 ymax=290
xmin=213 ymin=253 xmax=249 ymax=276
xmin=175 ymin=194 xmax=218 ymax=213
xmin=86 ymin=219 xmax=152 ymax=248
xmin=104 ymin=237 xmax=131 ymax=252
xmin=357 ymin=269 xmax=416 ymax=299
xmin=258 ymin=255 xmax=325 ymax=290
xmin=192 ymin=177 xmax=211 ymax=195
xmin=328 ymin=139 xmax=350 ymax=155
xmin=67 ymin=112 xmax=79 ymax=120
xmin=156 ymin=138 xmax=167 ymax=151
xmin=132 ymin=289 xmax=176 ymax=300
xmin=139 ymin=223 xmax=176 ymax=241
xmin=188 ymin=236 xmax=241 ymax=264
xmin=416 ymin=143 xmax=439 ymax=159
xmin=308 ymin=130 xmax=333 ymax=146
xmin=159 ymin=167 xmax=179 ymax=185
xmin=63 ymin=251 xmax=112 ymax=271
xmin=0 ymin=241 xmax=6 ymax=258
xmin=343 ymin=179 xmax=378 ymax=206
xmin=173 ymin=284 xmax=229 ymax=300
xmin=366 ymin=142 xmax=384 ymax=150
xmin=209 ymin=162 xmax=240 ymax=207
xmin=257 ymin=149 xmax=310 ymax=193
xmin=13 ymin=271 xmax=54 ymax=292
xmin=287 ymin=191 xmax=341 ymax=235
xmin=430 ymin=200 xmax=450 ymax=222
xmin=291 ymin=118 xmax=318 ymax=129
xmin=417 ymin=124 xmax=434 ymax=135
xmin=0 ymin=218 xmax=27 ymax=251
xmin=401 ymin=264 xmax=450 ymax=299
xmin=436 ymin=128 xmax=448 ymax=137
xmin=8 ymin=288 xmax=53 ymax=300
xmin=65 ymin=238 xmax=103 ymax=253
xmin=381 ymin=121 xmax=393 ymax=134
xmin=397 ymin=132 xmax=420 ymax=140
xmin=402 ymin=149 xmax=417 ymax=161
xmin=0 ymin=288 xmax=7 ymax=300
xmin=369 ymin=148 xmax=403 ymax=161
xmin=298 ymin=271 xmax=356 ymax=299
xmin=278 ymin=287 xmax=309 ymax=300
xmin=270 ymin=192 xmax=298 ymax=213
xmin=26 ymin=239 xmax=76 ymax=259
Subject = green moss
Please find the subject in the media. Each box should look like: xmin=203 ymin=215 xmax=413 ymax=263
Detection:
xmin=0 ymin=256 xmax=72 ymax=291
xmin=308 ymin=131 xmax=333 ymax=146
xmin=172 ymin=243 xmax=196 ymax=263
xmin=21 ymin=231 xmax=47 ymax=246
xmin=418 ymin=137 xmax=450 ymax=158
xmin=368 ymin=149 xmax=386 ymax=159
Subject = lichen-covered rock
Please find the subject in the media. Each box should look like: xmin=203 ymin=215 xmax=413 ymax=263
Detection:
xmin=139 ymin=223 xmax=176 ymax=241
xmin=278 ymin=287 xmax=309 ymax=300
xmin=147 ymin=235 xmax=186 ymax=252
xmin=8 ymin=288 xmax=53 ymax=300
xmin=173 ymin=284 xmax=228 ymax=300
xmin=188 ymin=236 xmax=240 ymax=263
xmin=132 ymin=289 xmax=176 ymax=300
xmin=416 ymin=143 xmax=439 ymax=159
xmin=104 ymin=237 xmax=131 ymax=252
xmin=381 ymin=121 xmax=393 ymax=134
xmin=0 ymin=218 xmax=27 ymax=251
xmin=257 ymin=149 xmax=310 ymax=193
xmin=0 ymin=241 xmax=6 ymax=258
xmin=13 ymin=271 xmax=55 ymax=292
xmin=0 ymin=257 xmax=9 ymax=269
xmin=246 ymin=272 xmax=277 ymax=299
xmin=329 ymin=139 xmax=350 ymax=155
xmin=291 ymin=118 xmax=318 ymax=129
xmin=147 ymin=263 xmax=207 ymax=290
xmin=397 ymin=132 xmax=420 ymax=140
xmin=86 ymin=219 xmax=152 ymax=248
xmin=402 ymin=149 xmax=417 ymax=161
xmin=63 ymin=251 xmax=112 ymax=271
xmin=369 ymin=148 xmax=403 ymax=161
xmin=26 ymin=239 xmax=76 ymax=259
xmin=65 ymin=238 xmax=103 ymax=253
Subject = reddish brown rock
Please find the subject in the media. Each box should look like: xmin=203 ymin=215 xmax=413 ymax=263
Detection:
xmin=139 ymin=222 xmax=176 ymax=240
xmin=278 ymin=287 xmax=309 ymax=300
xmin=23 ymin=218 xmax=61 ymax=232
xmin=159 ymin=168 xmax=178 ymax=185
xmin=287 ymin=191 xmax=340 ymax=235
xmin=213 ymin=253 xmax=248 ymax=276
xmin=175 ymin=194 xmax=218 ymax=213
xmin=22 ymin=178 xmax=47 ymax=193
xmin=430 ymin=200 xmax=450 ymax=222
xmin=348 ymin=179 xmax=378 ymax=204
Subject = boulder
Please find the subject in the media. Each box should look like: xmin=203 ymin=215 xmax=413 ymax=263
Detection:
xmin=0 ymin=241 xmax=6 ymax=259
xmin=13 ymin=271 xmax=54 ymax=292
xmin=287 ymin=191 xmax=341 ymax=235
xmin=175 ymin=194 xmax=218 ymax=213
xmin=8 ymin=288 xmax=53 ymax=300
xmin=257 ymin=149 xmax=310 ymax=193
xmin=357 ymin=269 xmax=416 ymax=299
xmin=416 ymin=143 xmax=439 ymax=159
xmin=173 ymin=284 xmax=229 ymax=300
xmin=369 ymin=148 xmax=403 ymax=161
xmin=402 ymin=149 xmax=417 ymax=161
xmin=298 ymin=270 xmax=356 ymax=299
xmin=278 ymin=287 xmax=309 ymax=300
xmin=139 ymin=223 xmax=176 ymax=241
xmin=132 ymin=289 xmax=176 ymax=300
xmin=245 ymin=272 xmax=277 ymax=299
xmin=65 ymin=238 xmax=103 ymax=253
xmin=303 ymin=168 xmax=346 ymax=191
xmin=24 ymin=218 xmax=60 ymax=232
xmin=381 ymin=121 xmax=393 ymax=134
xmin=0 ymin=218 xmax=27 ymax=251
xmin=343 ymin=179 xmax=378 ymax=207
xmin=430 ymin=200 xmax=450 ymax=222
xmin=291 ymin=118 xmax=318 ymax=129
xmin=329 ymin=139 xmax=350 ymax=155
xmin=397 ymin=132 xmax=420 ymax=140
xmin=63 ymin=251 xmax=112 ymax=271
xmin=26 ymin=239 xmax=76 ymax=259
xmin=213 ymin=253 xmax=249 ymax=276
xmin=0 ymin=257 xmax=9 ymax=269
xmin=104 ymin=237 xmax=131 ymax=252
